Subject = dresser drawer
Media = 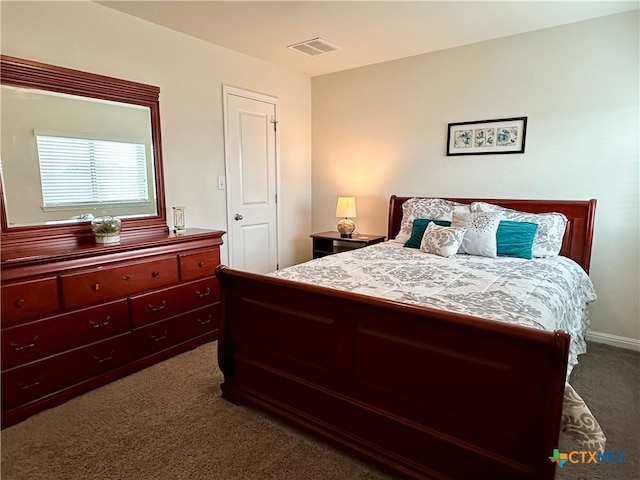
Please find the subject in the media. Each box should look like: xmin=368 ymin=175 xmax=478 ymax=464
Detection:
xmin=1 ymin=277 xmax=61 ymax=327
xmin=179 ymin=249 xmax=220 ymax=282
xmin=133 ymin=303 xmax=220 ymax=359
xmin=129 ymin=277 xmax=220 ymax=328
xmin=1 ymin=333 xmax=132 ymax=411
xmin=2 ymin=300 xmax=129 ymax=369
xmin=60 ymin=256 xmax=179 ymax=309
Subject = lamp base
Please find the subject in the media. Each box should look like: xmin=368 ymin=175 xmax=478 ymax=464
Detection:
xmin=337 ymin=218 xmax=355 ymax=238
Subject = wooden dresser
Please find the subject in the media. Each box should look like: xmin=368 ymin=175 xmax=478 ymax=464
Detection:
xmin=1 ymin=229 xmax=224 ymax=428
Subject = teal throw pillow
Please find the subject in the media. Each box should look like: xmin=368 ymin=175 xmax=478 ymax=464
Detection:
xmin=496 ymin=221 xmax=539 ymax=259
xmin=404 ymin=218 xmax=452 ymax=249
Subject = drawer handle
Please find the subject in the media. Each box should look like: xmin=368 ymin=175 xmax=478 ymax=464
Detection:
xmin=122 ymin=274 xmax=133 ymax=281
xmin=198 ymin=262 xmax=206 ymax=268
xmin=147 ymin=300 xmax=167 ymax=312
xmin=151 ymin=271 xmax=160 ymax=277
xmin=150 ymin=330 xmax=168 ymax=342
xmin=197 ymin=315 xmax=212 ymax=325
xmin=10 ymin=335 xmax=39 ymax=351
xmin=93 ymin=350 xmax=115 ymax=364
xmin=89 ymin=316 xmax=111 ymax=329
xmin=17 ymin=375 xmax=44 ymax=391
xmin=195 ymin=288 xmax=211 ymax=298
xmin=15 ymin=298 xmax=26 ymax=308
xmin=92 ymin=283 xmax=100 ymax=291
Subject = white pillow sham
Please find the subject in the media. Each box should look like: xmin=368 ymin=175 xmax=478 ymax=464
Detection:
xmin=471 ymin=202 xmax=568 ymax=257
xmin=396 ymin=197 xmax=471 ymax=242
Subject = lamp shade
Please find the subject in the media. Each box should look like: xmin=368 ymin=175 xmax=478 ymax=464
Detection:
xmin=335 ymin=197 xmax=357 ymax=218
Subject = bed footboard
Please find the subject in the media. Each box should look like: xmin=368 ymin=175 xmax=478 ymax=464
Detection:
xmin=217 ymin=266 xmax=569 ymax=480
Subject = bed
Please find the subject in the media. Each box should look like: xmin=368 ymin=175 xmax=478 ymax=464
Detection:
xmin=216 ymin=196 xmax=600 ymax=480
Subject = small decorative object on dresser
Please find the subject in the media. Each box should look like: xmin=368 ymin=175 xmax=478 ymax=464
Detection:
xmin=173 ymin=206 xmax=186 ymax=234
xmin=91 ymin=216 xmax=122 ymax=244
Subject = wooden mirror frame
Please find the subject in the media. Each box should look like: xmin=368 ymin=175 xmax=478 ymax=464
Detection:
xmin=0 ymin=55 xmax=168 ymax=250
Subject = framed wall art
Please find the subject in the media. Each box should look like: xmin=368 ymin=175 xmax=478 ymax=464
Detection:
xmin=446 ymin=117 xmax=527 ymax=156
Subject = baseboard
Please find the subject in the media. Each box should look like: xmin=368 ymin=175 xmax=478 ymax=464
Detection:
xmin=586 ymin=330 xmax=640 ymax=351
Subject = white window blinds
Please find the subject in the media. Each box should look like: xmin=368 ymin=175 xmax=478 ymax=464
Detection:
xmin=36 ymin=135 xmax=149 ymax=207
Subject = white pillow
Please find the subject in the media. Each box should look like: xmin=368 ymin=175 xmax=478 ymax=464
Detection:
xmin=396 ymin=197 xmax=471 ymax=241
xmin=471 ymin=202 xmax=568 ymax=257
xmin=419 ymin=222 xmax=467 ymax=258
xmin=393 ymin=231 xmax=411 ymax=244
xmin=451 ymin=212 xmax=502 ymax=258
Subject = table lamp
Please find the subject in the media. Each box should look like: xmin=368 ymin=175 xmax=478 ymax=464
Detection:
xmin=336 ymin=197 xmax=357 ymax=238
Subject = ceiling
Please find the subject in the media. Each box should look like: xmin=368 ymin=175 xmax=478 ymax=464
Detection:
xmin=98 ymin=1 xmax=639 ymax=77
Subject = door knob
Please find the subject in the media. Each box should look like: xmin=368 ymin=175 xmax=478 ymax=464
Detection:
xmin=234 ymin=214 xmax=243 ymax=221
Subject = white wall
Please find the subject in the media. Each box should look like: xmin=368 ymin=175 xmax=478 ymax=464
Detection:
xmin=0 ymin=0 xmax=312 ymax=268
xmin=312 ymin=12 xmax=639 ymax=343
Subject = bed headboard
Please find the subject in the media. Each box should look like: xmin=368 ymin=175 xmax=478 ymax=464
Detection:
xmin=387 ymin=196 xmax=597 ymax=273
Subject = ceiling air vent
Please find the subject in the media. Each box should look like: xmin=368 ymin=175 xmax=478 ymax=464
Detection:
xmin=287 ymin=38 xmax=341 ymax=57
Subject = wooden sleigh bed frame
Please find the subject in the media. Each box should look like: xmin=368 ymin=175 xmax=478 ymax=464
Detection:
xmin=216 ymin=196 xmax=597 ymax=480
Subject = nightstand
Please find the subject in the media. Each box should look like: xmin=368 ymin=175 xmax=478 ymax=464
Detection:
xmin=310 ymin=231 xmax=386 ymax=259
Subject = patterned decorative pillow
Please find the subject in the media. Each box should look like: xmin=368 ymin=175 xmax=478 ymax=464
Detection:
xmin=403 ymin=218 xmax=452 ymax=249
xmin=472 ymin=202 xmax=568 ymax=257
xmin=451 ymin=212 xmax=502 ymax=258
xmin=396 ymin=198 xmax=471 ymax=242
xmin=419 ymin=222 xmax=467 ymax=258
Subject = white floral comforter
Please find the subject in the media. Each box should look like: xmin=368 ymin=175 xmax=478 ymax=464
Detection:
xmin=271 ymin=241 xmax=606 ymax=449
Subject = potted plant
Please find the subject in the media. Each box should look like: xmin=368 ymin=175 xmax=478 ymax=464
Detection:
xmin=91 ymin=216 xmax=122 ymax=244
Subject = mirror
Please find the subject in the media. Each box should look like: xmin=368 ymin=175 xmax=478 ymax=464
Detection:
xmin=0 ymin=55 xmax=167 ymax=247
xmin=2 ymin=85 xmax=157 ymax=226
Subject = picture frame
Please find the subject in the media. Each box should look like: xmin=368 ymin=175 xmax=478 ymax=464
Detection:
xmin=446 ymin=117 xmax=527 ymax=156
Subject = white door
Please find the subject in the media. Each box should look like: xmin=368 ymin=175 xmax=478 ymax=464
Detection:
xmin=223 ymin=86 xmax=278 ymax=273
